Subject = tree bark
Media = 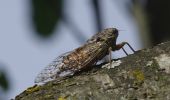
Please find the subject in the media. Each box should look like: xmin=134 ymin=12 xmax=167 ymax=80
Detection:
xmin=15 ymin=41 xmax=170 ymax=100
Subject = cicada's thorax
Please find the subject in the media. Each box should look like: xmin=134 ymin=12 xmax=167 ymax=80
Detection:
xmin=88 ymin=28 xmax=118 ymax=48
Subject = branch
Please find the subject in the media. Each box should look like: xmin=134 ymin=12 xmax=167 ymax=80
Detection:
xmin=15 ymin=41 xmax=170 ymax=100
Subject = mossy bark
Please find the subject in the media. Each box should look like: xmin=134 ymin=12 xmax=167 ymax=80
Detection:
xmin=15 ymin=41 xmax=170 ymax=100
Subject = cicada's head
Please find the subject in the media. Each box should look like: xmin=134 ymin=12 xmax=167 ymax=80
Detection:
xmin=97 ymin=28 xmax=119 ymax=47
xmin=102 ymin=28 xmax=119 ymax=40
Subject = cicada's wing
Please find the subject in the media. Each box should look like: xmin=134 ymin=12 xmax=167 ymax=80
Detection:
xmin=34 ymin=51 xmax=75 ymax=84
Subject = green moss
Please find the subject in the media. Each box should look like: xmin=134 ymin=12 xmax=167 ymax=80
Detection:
xmin=58 ymin=97 xmax=66 ymax=100
xmin=25 ymin=85 xmax=40 ymax=94
xmin=43 ymin=94 xmax=53 ymax=99
xmin=132 ymin=70 xmax=145 ymax=83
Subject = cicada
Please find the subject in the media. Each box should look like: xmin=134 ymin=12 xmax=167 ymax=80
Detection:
xmin=35 ymin=28 xmax=135 ymax=84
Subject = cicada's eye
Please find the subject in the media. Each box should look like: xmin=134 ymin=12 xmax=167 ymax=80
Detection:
xmin=112 ymin=28 xmax=118 ymax=38
xmin=113 ymin=28 xmax=118 ymax=34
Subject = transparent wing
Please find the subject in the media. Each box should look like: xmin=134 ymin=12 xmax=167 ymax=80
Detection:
xmin=34 ymin=51 xmax=75 ymax=84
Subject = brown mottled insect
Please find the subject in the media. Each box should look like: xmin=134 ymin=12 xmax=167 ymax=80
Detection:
xmin=35 ymin=28 xmax=135 ymax=83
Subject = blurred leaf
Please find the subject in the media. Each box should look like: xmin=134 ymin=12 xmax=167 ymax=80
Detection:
xmin=32 ymin=0 xmax=63 ymax=38
xmin=146 ymin=0 xmax=170 ymax=45
xmin=92 ymin=0 xmax=102 ymax=31
xmin=61 ymin=16 xmax=87 ymax=43
xmin=0 ymin=70 xmax=9 ymax=91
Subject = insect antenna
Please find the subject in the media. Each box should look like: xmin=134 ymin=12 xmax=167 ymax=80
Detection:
xmin=118 ymin=29 xmax=126 ymax=32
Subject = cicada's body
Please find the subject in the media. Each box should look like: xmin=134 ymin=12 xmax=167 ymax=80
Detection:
xmin=35 ymin=28 xmax=134 ymax=84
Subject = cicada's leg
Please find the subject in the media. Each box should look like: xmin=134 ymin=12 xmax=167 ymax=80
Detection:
xmin=115 ymin=42 xmax=135 ymax=55
xmin=108 ymin=47 xmax=112 ymax=68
